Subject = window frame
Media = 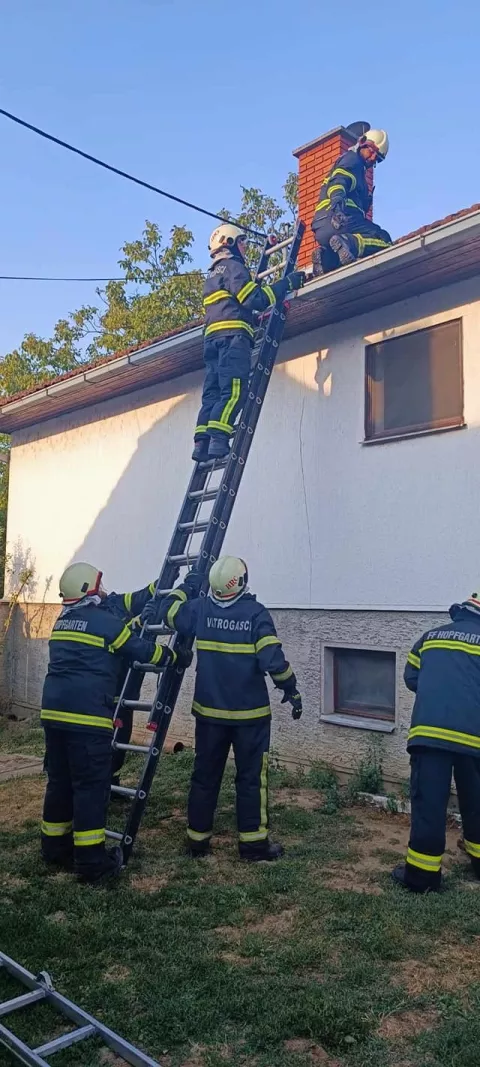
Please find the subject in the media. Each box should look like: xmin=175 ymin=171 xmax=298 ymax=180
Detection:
xmin=322 ymin=643 xmax=398 ymax=733
xmin=364 ymin=317 xmax=464 ymax=444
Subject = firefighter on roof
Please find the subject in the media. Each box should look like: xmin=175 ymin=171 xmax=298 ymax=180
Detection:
xmin=151 ymin=556 xmax=302 ymax=860
xmin=192 ymin=224 xmax=306 ymax=463
xmin=40 ymin=562 xmax=187 ymax=885
xmin=393 ymin=590 xmax=480 ymax=893
xmin=312 ymin=129 xmax=392 ymax=276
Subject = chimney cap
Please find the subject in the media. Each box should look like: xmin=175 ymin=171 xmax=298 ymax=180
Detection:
xmin=292 ymin=122 xmax=369 ymax=158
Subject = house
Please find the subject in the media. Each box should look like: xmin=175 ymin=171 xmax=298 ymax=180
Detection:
xmin=2 ymin=122 xmax=480 ymax=786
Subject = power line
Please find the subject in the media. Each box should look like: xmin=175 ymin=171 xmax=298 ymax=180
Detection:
xmin=0 ymin=107 xmax=267 ymax=239
xmin=0 ymin=270 xmax=207 ymax=282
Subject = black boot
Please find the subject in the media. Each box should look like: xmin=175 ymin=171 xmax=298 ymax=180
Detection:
xmin=312 ymin=247 xmax=326 ymax=277
xmin=41 ymin=850 xmax=74 ymax=873
xmin=329 ymin=234 xmax=357 ymax=266
xmin=77 ymin=845 xmax=124 ymax=886
xmin=239 ymin=839 xmax=284 ymax=863
xmin=185 ymin=837 xmax=211 ymax=858
xmin=192 ymin=438 xmax=210 ymax=463
xmin=391 ymin=862 xmax=440 ymax=894
xmin=208 ymin=437 xmax=230 ymax=460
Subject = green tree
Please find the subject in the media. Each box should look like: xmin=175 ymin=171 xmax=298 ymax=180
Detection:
xmin=220 ymin=173 xmax=298 ymax=268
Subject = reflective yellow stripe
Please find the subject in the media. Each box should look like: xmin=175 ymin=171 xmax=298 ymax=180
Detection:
xmin=330 ymin=167 xmax=357 ymax=190
xmin=315 ymin=198 xmax=363 ymax=214
xmin=262 ymin=284 xmax=276 ymax=307
xmin=271 ymin=665 xmax=293 ymax=683
xmin=219 ymin=377 xmax=241 ymax=430
xmin=408 ymin=725 xmax=480 ymax=750
xmin=195 ymin=424 xmax=208 ymax=435
xmin=315 ymin=199 xmax=331 ymax=211
xmin=192 ymin=700 xmax=270 ymax=721
xmin=187 ymin=828 xmax=212 ymax=842
xmin=352 ymin=234 xmax=389 ymax=249
xmin=407 ymin=652 xmax=421 ymax=669
xmin=255 ymin=635 xmax=280 ymax=653
xmin=355 ymin=234 xmax=366 ymax=255
xmin=41 ymin=820 xmax=72 ymax=837
xmin=239 ymin=753 xmax=269 ymax=842
xmin=123 ymin=592 xmax=133 ymax=613
xmin=148 ymin=582 xmax=156 ymax=596
xmin=196 ymin=640 xmax=255 ymax=654
xmin=109 ymin=625 xmax=131 ymax=652
xmin=420 ymin=639 xmax=480 ymax=658
xmin=406 ymin=847 xmax=442 ymax=872
xmin=50 ymin=632 xmax=105 ymax=648
xmin=464 ymin=838 xmax=480 ymax=858
xmin=41 ymin=709 xmax=113 ymax=730
xmin=207 ymin=420 xmax=234 ymax=434
xmin=327 ymin=184 xmax=345 ymax=197
xmin=74 ymin=828 xmax=106 ymax=847
xmin=167 ymin=599 xmax=183 ymax=628
xmin=203 ymin=289 xmax=231 ymax=306
xmin=151 ymin=644 xmax=164 ymax=665
xmin=236 ymin=280 xmax=257 ymax=304
xmin=204 ymin=320 xmax=254 ymax=338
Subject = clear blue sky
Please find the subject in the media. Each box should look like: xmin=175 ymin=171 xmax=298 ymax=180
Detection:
xmin=1 ymin=0 xmax=479 ymax=355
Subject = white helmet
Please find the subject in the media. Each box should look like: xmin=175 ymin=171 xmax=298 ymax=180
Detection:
xmin=209 ymin=556 xmax=248 ymax=602
xmin=208 ymin=223 xmax=246 ymax=258
xmin=59 ymin=562 xmax=103 ymax=603
xmin=358 ymin=129 xmax=389 ymax=160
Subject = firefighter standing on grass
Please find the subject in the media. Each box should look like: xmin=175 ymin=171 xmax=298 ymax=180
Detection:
xmin=393 ymin=590 xmax=480 ymax=893
xmin=312 ymin=129 xmax=392 ymax=276
xmin=40 ymin=562 xmax=185 ymax=885
xmin=147 ymin=556 xmax=302 ymax=861
xmin=192 ymin=225 xmax=306 ymax=464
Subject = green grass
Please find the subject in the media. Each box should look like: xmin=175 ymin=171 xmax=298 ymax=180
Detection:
xmin=0 ymin=721 xmax=480 ymax=1067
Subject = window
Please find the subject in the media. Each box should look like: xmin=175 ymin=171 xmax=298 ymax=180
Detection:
xmin=330 ymin=647 xmax=396 ymax=723
xmin=365 ymin=319 xmax=463 ymax=441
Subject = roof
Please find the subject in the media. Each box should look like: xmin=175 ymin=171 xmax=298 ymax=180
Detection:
xmin=3 ymin=202 xmax=480 ymax=434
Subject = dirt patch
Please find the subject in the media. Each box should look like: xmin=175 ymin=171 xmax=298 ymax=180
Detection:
xmin=47 ymin=911 xmax=68 ymax=924
xmin=217 ymin=951 xmax=254 ymax=966
xmin=378 ymin=1009 xmax=439 ymax=1040
xmin=284 ymin=1039 xmax=342 ymax=1065
xmin=103 ymin=965 xmax=131 ymax=982
xmin=275 ymin=788 xmax=323 ymax=811
xmin=99 ymin=1052 xmax=130 ymax=1066
xmin=322 ymin=872 xmax=384 ymax=895
xmin=129 ymin=874 xmax=170 ymax=893
xmin=394 ymin=940 xmax=480 ymax=994
xmin=0 ymin=754 xmax=43 ymax=782
xmin=0 ymin=775 xmax=43 ymax=829
xmin=0 ymin=874 xmax=28 ymax=889
xmin=215 ymin=907 xmax=298 ymax=942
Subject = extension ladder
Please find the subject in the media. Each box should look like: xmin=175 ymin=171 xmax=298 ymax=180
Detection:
xmin=108 ymin=219 xmax=305 ymax=864
xmin=0 ymin=950 xmax=161 ymax=1066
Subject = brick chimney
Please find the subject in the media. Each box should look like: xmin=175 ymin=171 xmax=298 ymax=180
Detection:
xmin=293 ymin=123 xmax=373 ymax=270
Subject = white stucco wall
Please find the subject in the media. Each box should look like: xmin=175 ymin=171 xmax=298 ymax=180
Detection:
xmin=7 ymin=274 xmax=480 ymax=611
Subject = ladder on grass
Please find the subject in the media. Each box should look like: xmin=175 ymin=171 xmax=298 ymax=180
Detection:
xmin=108 ymin=219 xmax=305 ymax=864
xmin=0 ymin=951 xmax=161 ymax=1067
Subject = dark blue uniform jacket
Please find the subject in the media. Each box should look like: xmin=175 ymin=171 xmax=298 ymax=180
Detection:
xmin=203 ymin=253 xmax=291 ymax=343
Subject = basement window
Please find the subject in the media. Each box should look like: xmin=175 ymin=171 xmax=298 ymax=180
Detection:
xmin=322 ymin=646 xmax=396 ymax=732
xmin=365 ymin=318 xmax=464 ymax=442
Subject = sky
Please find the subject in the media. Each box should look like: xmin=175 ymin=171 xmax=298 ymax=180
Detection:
xmin=1 ymin=0 xmax=479 ymax=356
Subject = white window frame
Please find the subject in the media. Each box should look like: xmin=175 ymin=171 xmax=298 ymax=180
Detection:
xmin=321 ymin=642 xmax=398 ymax=733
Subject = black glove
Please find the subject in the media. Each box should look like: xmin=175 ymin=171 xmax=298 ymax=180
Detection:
xmin=174 ymin=644 xmax=193 ymax=670
xmin=183 ymin=570 xmax=204 ymax=597
xmin=330 ymin=199 xmax=348 ymax=230
xmin=140 ymin=598 xmax=161 ymax=626
xmin=286 ymin=271 xmax=306 ymax=292
xmin=281 ymin=689 xmax=303 ymax=720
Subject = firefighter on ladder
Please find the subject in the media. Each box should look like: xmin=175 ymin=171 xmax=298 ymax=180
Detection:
xmin=393 ymin=589 xmax=480 ymax=893
xmin=192 ymin=224 xmax=306 ymax=463
xmin=146 ymin=556 xmax=302 ymax=860
xmin=40 ymin=562 xmax=185 ymax=884
xmin=312 ymin=129 xmax=392 ymax=276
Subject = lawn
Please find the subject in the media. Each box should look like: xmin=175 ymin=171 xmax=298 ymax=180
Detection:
xmin=0 ymin=719 xmax=480 ymax=1067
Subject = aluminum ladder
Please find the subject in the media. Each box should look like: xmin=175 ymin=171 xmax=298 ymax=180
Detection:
xmin=108 ymin=219 xmax=305 ymax=864
xmin=0 ymin=950 xmax=161 ymax=1066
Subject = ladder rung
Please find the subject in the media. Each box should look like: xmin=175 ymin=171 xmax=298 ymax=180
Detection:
xmin=188 ymin=489 xmax=219 ymax=502
xmin=144 ymin=624 xmax=174 ymax=635
xmin=105 ymin=829 xmax=123 ymax=840
xmin=0 ymin=989 xmax=46 ymax=1017
xmin=35 ymin=1025 xmax=96 ymax=1056
xmin=132 ymin=661 xmax=163 ymax=673
xmin=177 ymin=520 xmax=209 ymax=533
xmin=263 ymin=234 xmax=293 ymax=256
xmin=113 ymin=742 xmax=151 ymax=753
xmin=168 ymin=554 xmax=199 ymax=566
xmin=120 ymin=700 xmax=152 ymax=711
xmin=110 ymin=785 xmax=136 ymax=798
